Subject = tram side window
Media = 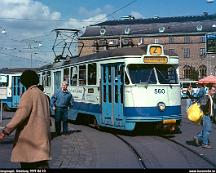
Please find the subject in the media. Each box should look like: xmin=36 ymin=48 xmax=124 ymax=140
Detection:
xmin=88 ymin=63 xmax=97 ymax=85
xmin=70 ymin=66 xmax=78 ymax=86
xmin=64 ymin=68 xmax=69 ymax=84
xmin=0 ymin=75 xmax=8 ymax=87
xmin=79 ymin=65 xmax=86 ymax=85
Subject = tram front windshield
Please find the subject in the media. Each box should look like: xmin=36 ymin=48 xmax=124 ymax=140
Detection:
xmin=127 ymin=64 xmax=178 ymax=84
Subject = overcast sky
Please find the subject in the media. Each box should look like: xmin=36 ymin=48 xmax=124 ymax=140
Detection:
xmin=0 ymin=0 xmax=215 ymax=68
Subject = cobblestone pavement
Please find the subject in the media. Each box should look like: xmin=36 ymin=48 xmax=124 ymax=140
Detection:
xmin=49 ymin=122 xmax=96 ymax=168
xmin=0 ymin=112 xmax=96 ymax=169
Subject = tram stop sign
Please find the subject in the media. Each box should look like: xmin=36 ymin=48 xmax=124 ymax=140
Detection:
xmin=206 ymin=33 xmax=216 ymax=54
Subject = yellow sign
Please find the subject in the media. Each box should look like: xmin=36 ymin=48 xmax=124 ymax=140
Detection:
xmin=149 ymin=46 xmax=162 ymax=55
xmin=143 ymin=56 xmax=168 ymax=64
xmin=163 ymin=119 xmax=176 ymax=124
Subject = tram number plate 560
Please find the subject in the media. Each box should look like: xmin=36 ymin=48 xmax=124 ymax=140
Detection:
xmin=154 ymin=89 xmax=165 ymax=94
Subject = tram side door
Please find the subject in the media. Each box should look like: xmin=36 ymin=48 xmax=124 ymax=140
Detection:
xmin=54 ymin=71 xmax=61 ymax=93
xmin=101 ymin=63 xmax=124 ymax=127
xmin=12 ymin=76 xmax=25 ymax=108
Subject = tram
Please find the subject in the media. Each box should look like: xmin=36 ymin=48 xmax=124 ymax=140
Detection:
xmin=38 ymin=44 xmax=181 ymax=132
xmin=0 ymin=70 xmax=26 ymax=111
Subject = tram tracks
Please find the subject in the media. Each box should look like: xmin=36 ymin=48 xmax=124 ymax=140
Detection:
xmin=160 ymin=135 xmax=216 ymax=168
xmin=113 ymin=133 xmax=216 ymax=168
xmin=87 ymin=123 xmax=216 ymax=168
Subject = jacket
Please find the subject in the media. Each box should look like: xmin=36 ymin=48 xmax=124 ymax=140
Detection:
xmin=5 ymin=85 xmax=51 ymax=162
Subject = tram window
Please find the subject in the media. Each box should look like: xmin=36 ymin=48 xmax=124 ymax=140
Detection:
xmin=108 ymin=85 xmax=111 ymax=103
xmin=127 ymin=64 xmax=157 ymax=84
xmin=155 ymin=65 xmax=178 ymax=84
xmin=79 ymin=65 xmax=86 ymax=85
xmin=115 ymin=85 xmax=118 ymax=103
xmin=108 ymin=66 xmax=111 ymax=83
xmin=0 ymin=75 xmax=8 ymax=87
xmin=70 ymin=66 xmax=78 ymax=86
xmin=63 ymin=68 xmax=69 ymax=84
xmin=47 ymin=72 xmax=51 ymax=86
xmin=88 ymin=63 xmax=96 ymax=85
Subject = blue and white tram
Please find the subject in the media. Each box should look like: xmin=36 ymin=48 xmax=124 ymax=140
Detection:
xmin=39 ymin=44 xmax=181 ymax=132
xmin=0 ymin=71 xmax=26 ymax=110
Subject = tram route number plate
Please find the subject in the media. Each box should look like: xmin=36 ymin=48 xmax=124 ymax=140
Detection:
xmin=163 ymin=119 xmax=176 ymax=124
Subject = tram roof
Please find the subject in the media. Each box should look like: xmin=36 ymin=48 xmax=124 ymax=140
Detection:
xmin=0 ymin=68 xmax=38 ymax=74
xmin=38 ymin=46 xmax=178 ymax=70
xmin=63 ymin=46 xmax=178 ymax=65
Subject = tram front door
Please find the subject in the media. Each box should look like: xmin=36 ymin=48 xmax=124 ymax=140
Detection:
xmin=101 ymin=63 xmax=124 ymax=128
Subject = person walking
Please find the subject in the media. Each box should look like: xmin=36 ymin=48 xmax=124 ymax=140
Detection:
xmin=51 ymin=81 xmax=73 ymax=136
xmin=193 ymin=85 xmax=216 ymax=149
xmin=0 ymin=70 xmax=51 ymax=168
xmin=186 ymin=84 xmax=194 ymax=110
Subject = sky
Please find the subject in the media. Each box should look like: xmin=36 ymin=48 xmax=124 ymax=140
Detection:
xmin=0 ymin=0 xmax=216 ymax=69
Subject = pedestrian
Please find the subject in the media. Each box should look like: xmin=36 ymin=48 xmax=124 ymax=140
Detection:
xmin=0 ymin=70 xmax=51 ymax=168
xmin=196 ymin=83 xmax=207 ymax=103
xmin=193 ymin=84 xmax=216 ymax=149
xmin=186 ymin=84 xmax=194 ymax=110
xmin=51 ymin=81 xmax=73 ymax=136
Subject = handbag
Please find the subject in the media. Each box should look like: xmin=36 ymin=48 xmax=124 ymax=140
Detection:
xmin=187 ymin=102 xmax=204 ymax=124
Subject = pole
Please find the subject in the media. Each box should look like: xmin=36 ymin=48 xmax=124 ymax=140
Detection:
xmin=0 ymin=100 xmax=2 ymax=124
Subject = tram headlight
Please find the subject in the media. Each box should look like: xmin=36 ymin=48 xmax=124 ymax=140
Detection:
xmin=157 ymin=102 xmax=166 ymax=111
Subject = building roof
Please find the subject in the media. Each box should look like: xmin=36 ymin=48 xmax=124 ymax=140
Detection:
xmin=81 ymin=14 xmax=216 ymax=38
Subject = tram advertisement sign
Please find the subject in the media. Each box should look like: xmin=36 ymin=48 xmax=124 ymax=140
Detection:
xmin=206 ymin=33 xmax=216 ymax=54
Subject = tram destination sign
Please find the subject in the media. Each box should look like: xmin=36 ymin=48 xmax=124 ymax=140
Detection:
xmin=143 ymin=56 xmax=168 ymax=64
xmin=206 ymin=33 xmax=216 ymax=54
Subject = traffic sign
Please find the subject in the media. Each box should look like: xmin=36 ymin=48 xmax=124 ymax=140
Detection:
xmin=206 ymin=33 xmax=216 ymax=54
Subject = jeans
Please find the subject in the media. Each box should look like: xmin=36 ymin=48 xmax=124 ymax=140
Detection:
xmin=186 ymin=99 xmax=192 ymax=110
xmin=55 ymin=108 xmax=68 ymax=135
xmin=196 ymin=115 xmax=212 ymax=145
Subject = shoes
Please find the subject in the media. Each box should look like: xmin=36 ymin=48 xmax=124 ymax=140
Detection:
xmin=202 ymin=144 xmax=212 ymax=149
xmin=193 ymin=136 xmax=200 ymax=146
xmin=63 ymin=132 xmax=70 ymax=135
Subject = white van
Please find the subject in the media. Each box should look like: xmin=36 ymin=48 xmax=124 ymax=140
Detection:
xmin=180 ymin=81 xmax=199 ymax=99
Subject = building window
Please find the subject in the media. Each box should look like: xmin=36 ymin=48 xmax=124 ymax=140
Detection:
xmin=200 ymin=48 xmax=206 ymax=57
xmin=169 ymin=49 xmax=175 ymax=54
xmin=154 ymin=38 xmax=159 ymax=44
xmin=199 ymin=65 xmax=207 ymax=78
xmin=183 ymin=48 xmax=190 ymax=58
xmin=169 ymin=36 xmax=174 ymax=44
xmin=200 ymin=36 xmax=206 ymax=43
xmin=184 ymin=36 xmax=190 ymax=43
xmin=183 ymin=65 xmax=192 ymax=79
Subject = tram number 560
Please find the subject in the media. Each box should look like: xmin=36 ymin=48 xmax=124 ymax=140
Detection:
xmin=154 ymin=89 xmax=165 ymax=94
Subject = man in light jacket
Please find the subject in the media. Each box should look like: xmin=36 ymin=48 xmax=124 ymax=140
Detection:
xmin=0 ymin=70 xmax=51 ymax=168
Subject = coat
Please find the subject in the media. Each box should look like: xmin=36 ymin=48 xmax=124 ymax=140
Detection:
xmin=5 ymin=85 xmax=51 ymax=162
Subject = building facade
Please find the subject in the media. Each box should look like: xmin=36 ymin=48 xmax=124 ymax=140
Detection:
xmin=79 ymin=14 xmax=216 ymax=80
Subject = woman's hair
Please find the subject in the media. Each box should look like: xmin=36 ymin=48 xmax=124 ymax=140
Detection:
xmin=20 ymin=70 xmax=39 ymax=88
